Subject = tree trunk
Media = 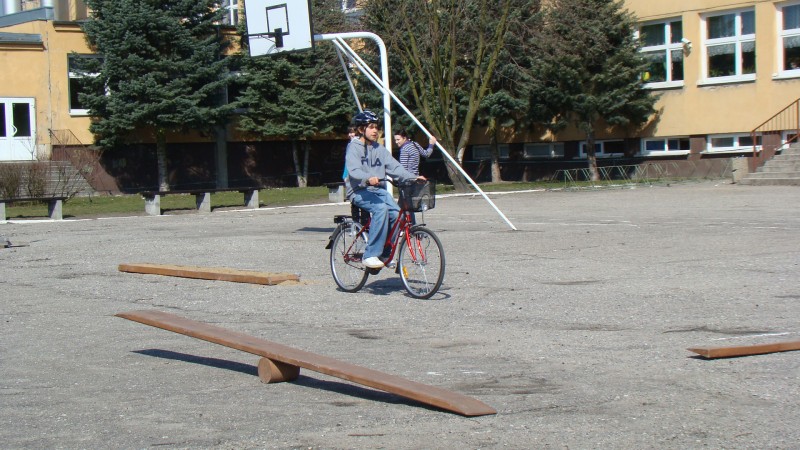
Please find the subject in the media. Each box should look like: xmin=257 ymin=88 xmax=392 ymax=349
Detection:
xmin=302 ymin=141 xmax=310 ymax=187
xmin=585 ymin=130 xmax=599 ymax=182
xmin=215 ymin=125 xmax=228 ymax=189
xmin=489 ymin=129 xmax=502 ymax=183
xmin=291 ymin=141 xmax=307 ymax=188
xmin=446 ymin=161 xmax=471 ymax=192
xmin=156 ymin=129 xmax=170 ymax=192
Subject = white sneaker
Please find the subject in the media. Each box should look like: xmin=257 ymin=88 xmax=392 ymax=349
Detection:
xmin=363 ymin=256 xmax=384 ymax=269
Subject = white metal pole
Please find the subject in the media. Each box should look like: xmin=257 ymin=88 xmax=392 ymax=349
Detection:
xmin=316 ymin=32 xmax=393 ymax=193
xmin=334 ymin=48 xmax=362 ymax=113
xmin=325 ymin=35 xmax=518 ymax=231
xmin=316 ymin=32 xmax=391 ymax=149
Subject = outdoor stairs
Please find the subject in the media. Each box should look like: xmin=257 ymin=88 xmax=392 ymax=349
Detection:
xmin=740 ymin=143 xmax=800 ymax=186
xmin=0 ymin=161 xmax=94 ymax=197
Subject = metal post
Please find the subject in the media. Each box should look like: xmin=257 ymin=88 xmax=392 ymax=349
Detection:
xmin=319 ymin=33 xmax=517 ymax=231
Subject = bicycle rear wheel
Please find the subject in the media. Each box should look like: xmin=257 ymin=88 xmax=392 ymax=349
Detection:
xmin=398 ymin=226 xmax=445 ymax=299
xmin=330 ymin=222 xmax=369 ymax=292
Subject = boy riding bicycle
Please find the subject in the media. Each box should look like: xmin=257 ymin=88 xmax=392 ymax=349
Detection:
xmin=345 ymin=110 xmax=425 ymax=269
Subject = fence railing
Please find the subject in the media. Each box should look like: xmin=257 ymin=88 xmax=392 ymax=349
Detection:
xmin=551 ymin=161 xmax=731 ymax=188
xmin=751 ymin=98 xmax=800 ymax=155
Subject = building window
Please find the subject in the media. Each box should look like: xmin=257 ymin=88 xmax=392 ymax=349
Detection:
xmin=68 ymin=55 xmax=102 ymax=116
xmin=641 ymin=137 xmax=691 ymax=156
xmin=780 ymin=2 xmax=800 ymax=73
xmin=702 ymin=9 xmax=756 ymax=83
xmin=523 ymin=143 xmax=564 ymax=159
xmin=220 ymin=0 xmax=239 ymax=26
xmin=706 ymin=133 xmax=761 ymax=153
xmin=639 ymin=19 xmax=684 ymax=88
xmin=579 ymin=140 xmax=625 ymax=158
xmin=472 ymin=144 xmax=509 ymax=161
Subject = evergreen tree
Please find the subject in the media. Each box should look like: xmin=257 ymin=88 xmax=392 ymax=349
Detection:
xmin=476 ymin=3 xmax=541 ymax=182
xmin=235 ymin=0 xmax=352 ymax=188
xmin=530 ymin=0 xmax=657 ymax=181
xmin=80 ymin=0 xmax=233 ymax=191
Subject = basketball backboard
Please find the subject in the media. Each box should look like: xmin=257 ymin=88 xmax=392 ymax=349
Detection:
xmin=244 ymin=0 xmax=314 ymax=56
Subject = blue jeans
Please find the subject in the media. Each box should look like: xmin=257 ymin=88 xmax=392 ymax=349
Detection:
xmin=351 ymin=188 xmax=399 ymax=259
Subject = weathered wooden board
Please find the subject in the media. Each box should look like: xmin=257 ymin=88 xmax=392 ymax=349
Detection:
xmin=118 ymin=263 xmax=299 ymax=285
xmin=688 ymin=340 xmax=800 ymax=359
xmin=116 ymin=310 xmax=497 ymax=417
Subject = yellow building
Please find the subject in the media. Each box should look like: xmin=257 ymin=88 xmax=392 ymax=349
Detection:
xmin=0 ymin=0 xmax=240 ymax=164
xmin=625 ymin=0 xmax=800 ymax=160
xmin=1 ymin=0 xmax=799 ymax=186
xmin=0 ymin=1 xmax=92 ymax=160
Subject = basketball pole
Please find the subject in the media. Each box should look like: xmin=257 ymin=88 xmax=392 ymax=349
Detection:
xmin=315 ymin=32 xmax=518 ymax=232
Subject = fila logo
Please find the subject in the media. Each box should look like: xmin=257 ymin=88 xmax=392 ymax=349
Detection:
xmin=361 ymin=157 xmax=382 ymax=167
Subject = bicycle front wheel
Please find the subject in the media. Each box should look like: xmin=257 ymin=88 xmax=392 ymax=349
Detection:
xmin=397 ymin=226 xmax=445 ymax=299
xmin=330 ymin=222 xmax=369 ymax=292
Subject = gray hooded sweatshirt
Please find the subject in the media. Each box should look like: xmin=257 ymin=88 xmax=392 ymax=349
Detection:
xmin=345 ymin=138 xmax=416 ymax=196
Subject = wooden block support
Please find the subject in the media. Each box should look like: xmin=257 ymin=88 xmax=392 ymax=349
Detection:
xmin=116 ymin=310 xmax=497 ymax=417
xmin=118 ymin=263 xmax=299 ymax=285
xmin=688 ymin=340 xmax=800 ymax=359
xmin=258 ymin=357 xmax=300 ymax=383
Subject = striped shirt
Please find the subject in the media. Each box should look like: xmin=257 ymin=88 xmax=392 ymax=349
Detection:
xmin=398 ymin=141 xmax=434 ymax=176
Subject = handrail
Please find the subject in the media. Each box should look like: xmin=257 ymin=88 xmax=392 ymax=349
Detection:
xmin=49 ymin=129 xmax=84 ymax=147
xmin=751 ymin=98 xmax=800 ymax=155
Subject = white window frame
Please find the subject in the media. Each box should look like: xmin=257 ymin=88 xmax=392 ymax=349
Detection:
xmin=777 ymin=1 xmax=800 ymax=78
xmin=523 ymin=142 xmax=564 ymax=159
xmin=705 ymin=133 xmax=762 ymax=154
xmin=700 ymin=9 xmax=757 ymax=85
xmin=472 ymin=144 xmax=510 ymax=161
xmin=223 ymin=0 xmax=239 ymax=26
xmin=578 ymin=140 xmax=625 ymax=158
xmin=68 ymin=55 xmax=101 ymax=116
xmin=639 ymin=18 xmax=685 ymax=89
xmin=640 ymin=137 xmax=691 ymax=156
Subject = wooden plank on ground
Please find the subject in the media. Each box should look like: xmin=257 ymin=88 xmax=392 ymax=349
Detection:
xmin=118 ymin=263 xmax=299 ymax=285
xmin=688 ymin=340 xmax=800 ymax=359
xmin=116 ymin=310 xmax=497 ymax=417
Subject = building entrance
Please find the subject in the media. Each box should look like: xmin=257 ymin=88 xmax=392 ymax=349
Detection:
xmin=0 ymin=98 xmax=36 ymax=161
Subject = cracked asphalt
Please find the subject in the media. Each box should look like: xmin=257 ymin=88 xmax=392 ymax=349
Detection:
xmin=1 ymin=180 xmax=799 ymax=448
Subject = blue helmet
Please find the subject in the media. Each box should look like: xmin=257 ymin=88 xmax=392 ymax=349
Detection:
xmin=353 ymin=110 xmax=379 ymax=126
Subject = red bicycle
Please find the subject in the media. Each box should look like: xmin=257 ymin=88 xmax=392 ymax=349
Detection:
xmin=327 ymin=179 xmax=445 ymax=299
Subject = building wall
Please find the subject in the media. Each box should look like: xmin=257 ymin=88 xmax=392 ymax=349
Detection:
xmin=625 ymin=0 xmax=800 ymax=138
xmin=0 ymin=12 xmax=94 ymax=155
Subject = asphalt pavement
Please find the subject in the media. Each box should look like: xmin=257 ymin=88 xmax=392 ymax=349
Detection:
xmin=1 ymin=180 xmax=798 ymax=448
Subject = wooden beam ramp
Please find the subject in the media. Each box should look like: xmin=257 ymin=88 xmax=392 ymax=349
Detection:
xmin=688 ymin=340 xmax=800 ymax=359
xmin=116 ymin=310 xmax=496 ymax=417
xmin=118 ymin=263 xmax=299 ymax=285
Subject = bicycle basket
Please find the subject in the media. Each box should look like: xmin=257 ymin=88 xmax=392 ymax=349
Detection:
xmin=399 ymin=180 xmax=436 ymax=212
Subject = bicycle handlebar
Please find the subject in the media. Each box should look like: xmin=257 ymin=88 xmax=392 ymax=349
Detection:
xmin=378 ymin=177 xmax=426 ymax=187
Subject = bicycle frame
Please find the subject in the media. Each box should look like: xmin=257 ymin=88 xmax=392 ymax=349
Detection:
xmin=341 ymin=209 xmax=424 ymax=270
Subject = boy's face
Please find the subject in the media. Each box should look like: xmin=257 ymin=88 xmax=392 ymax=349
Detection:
xmin=364 ymin=123 xmax=381 ymax=142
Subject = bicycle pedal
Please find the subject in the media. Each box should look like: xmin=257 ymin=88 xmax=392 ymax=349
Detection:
xmin=367 ymin=267 xmax=382 ymax=275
